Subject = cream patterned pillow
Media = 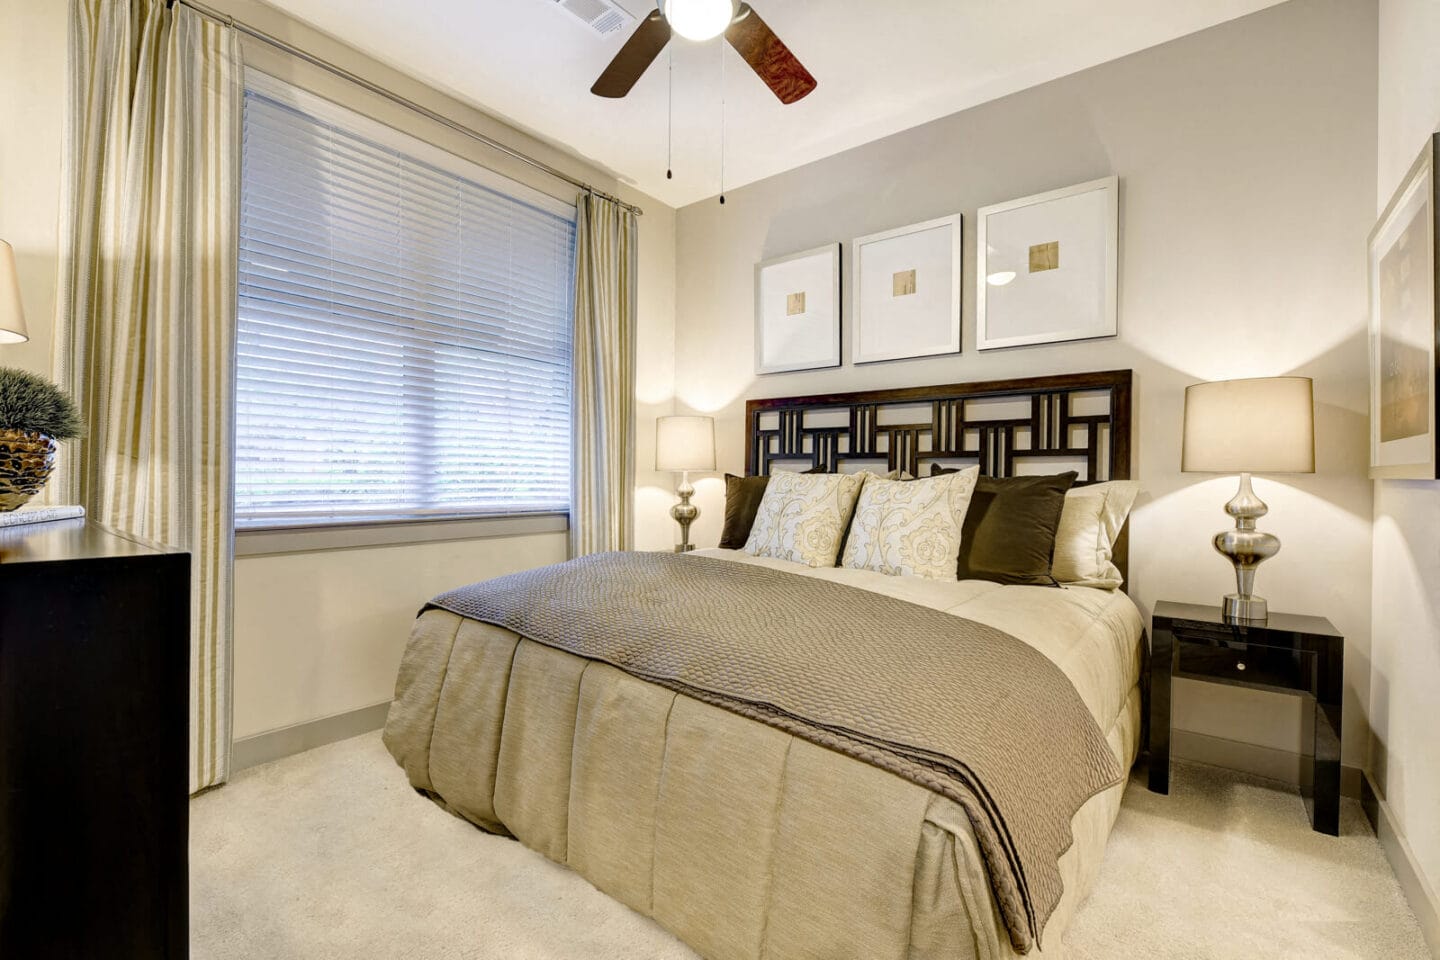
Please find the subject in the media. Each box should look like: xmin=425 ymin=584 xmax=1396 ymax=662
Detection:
xmin=841 ymin=467 xmax=980 ymax=579
xmin=743 ymin=470 xmax=866 ymax=567
xmin=1050 ymin=480 xmax=1140 ymax=588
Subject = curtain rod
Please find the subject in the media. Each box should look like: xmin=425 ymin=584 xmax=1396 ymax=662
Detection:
xmin=173 ymin=0 xmax=644 ymax=217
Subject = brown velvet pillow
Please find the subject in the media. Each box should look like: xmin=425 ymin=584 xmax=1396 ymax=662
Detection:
xmin=719 ymin=474 xmax=771 ymax=549
xmin=931 ymin=466 xmax=1078 ymax=585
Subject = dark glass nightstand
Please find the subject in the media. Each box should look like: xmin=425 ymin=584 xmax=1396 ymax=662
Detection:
xmin=1147 ymin=600 xmax=1344 ymax=835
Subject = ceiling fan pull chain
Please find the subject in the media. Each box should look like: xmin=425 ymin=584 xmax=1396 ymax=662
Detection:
xmin=666 ymin=48 xmax=673 ymax=180
xmin=719 ymin=39 xmax=726 ymax=205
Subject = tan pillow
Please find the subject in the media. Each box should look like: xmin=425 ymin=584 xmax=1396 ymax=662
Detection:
xmin=1050 ymin=480 xmax=1140 ymax=588
xmin=841 ymin=468 xmax=979 ymax=579
xmin=743 ymin=470 xmax=866 ymax=567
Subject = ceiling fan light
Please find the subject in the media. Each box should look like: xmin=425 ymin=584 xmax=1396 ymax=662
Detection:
xmin=663 ymin=0 xmax=734 ymax=42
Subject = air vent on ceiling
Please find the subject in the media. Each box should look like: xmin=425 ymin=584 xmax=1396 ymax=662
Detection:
xmin=553 ymin=0 xmax=638 ymax=36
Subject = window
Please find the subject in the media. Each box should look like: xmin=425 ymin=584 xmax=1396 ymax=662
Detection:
xmin=236 ymin=74 xmax=576 ymax=529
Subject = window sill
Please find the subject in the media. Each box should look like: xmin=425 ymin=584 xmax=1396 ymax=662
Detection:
xmin=234 ymin=513 xmax=569 ymax=556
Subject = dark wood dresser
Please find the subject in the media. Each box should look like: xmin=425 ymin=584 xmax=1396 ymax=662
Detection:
xmin=0 ymin=519 xmax=190 ymax=958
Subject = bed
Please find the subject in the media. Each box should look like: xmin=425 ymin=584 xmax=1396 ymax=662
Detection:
xmin=384 ymin=369 xmax=1142 ymax=959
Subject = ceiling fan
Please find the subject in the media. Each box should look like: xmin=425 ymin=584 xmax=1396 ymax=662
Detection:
xmin=591 ymin=0 xmax=817 ymax=105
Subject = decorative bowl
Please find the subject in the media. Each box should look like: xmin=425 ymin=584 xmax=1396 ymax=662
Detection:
xmin=0 ymin=428 xmax=58 ymax=512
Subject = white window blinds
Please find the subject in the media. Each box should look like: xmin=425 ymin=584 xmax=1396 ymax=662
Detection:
xmin=236 ymin=74 xmax=576 ymax=528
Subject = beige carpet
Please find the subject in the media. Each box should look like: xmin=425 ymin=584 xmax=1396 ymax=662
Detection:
xmin=191 ymin=732 xmax=1431 ymax=960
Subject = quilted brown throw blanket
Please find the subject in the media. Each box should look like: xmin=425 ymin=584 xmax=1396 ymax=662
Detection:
xmin=425 ymin=552 xmax=1122 ymax=953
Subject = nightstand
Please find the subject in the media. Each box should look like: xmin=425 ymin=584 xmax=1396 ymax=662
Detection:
xmin=1147 ymin=600 xmax=1343 ymax=835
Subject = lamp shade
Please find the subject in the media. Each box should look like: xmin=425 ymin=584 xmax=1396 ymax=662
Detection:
xmin=656 ymin=415 xmax=715 ymax=472
xmin=0 ymin=241 xmax=29 ymax=345
xmin=1182 ymin=377 xmax=1315 ymax=474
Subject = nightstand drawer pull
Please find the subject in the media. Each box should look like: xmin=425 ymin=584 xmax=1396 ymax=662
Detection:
xmin=1174 ymin=640 xmax=1306 ymax=690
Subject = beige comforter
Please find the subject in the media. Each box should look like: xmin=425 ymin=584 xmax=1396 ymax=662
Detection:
xmin=384 ymin=549 xmax=1144 ymax=959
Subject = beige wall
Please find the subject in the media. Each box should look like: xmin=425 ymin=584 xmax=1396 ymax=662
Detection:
xmin=0 ymin=0 xmax=679 ymax=740
xmin=1373 ymin=0 xmax=1440 ymax=918
xmin=0 ymin=0 xmax=66 ymax=378
xmin=233 ymin=533 xmax=566 ymax=738
xmin=664 ymin=0 xmax=1378 ymax=767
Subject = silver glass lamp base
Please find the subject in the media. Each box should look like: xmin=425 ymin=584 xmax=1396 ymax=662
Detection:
xmin=670 ymin=470 xmax=699 ymax=553
xmin=1213 ymin=472 xmax=1279 ymax=623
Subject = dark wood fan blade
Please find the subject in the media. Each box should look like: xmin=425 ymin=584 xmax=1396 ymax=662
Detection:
xmin=725 ymin=3 xmax=816 ymax=105
xmin=591 ymin=10 xmax=672 ymax=98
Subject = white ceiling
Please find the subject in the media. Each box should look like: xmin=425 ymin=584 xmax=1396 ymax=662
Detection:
xmin=265 ymin=0 xmax=1289 ymax=208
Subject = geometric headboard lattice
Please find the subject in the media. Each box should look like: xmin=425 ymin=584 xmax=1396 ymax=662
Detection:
xmin=745 ymin=369 xmax=1132 ymax=483
xmin=744 ymin=369 xmax=1134 ymax=583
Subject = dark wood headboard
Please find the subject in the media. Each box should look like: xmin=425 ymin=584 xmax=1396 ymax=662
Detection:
xmin=743 ymin=369 xmax=1134 ymax=582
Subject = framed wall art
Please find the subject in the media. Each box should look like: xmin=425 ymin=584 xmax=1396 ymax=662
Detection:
xmin=1369 ymin=134 xmax=1439 ymax=479
xmin=976 ymin=176 xmax=1119 ymax=350
xmin=852 ymin=214 xmax=962 ymax=364
xmin=754 ymin=243 xmax=841 ymax=374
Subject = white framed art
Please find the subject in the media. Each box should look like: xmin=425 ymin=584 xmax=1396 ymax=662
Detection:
xmin=852 ymin=214 xmax=962 ymax=364
xmin=1368 ymin=135 xmax=1438 ymax=479
xmin=976 ymin=176 xmax=1119 ymax=350
xmin=754 ymin=243 xmax=841 ymax=374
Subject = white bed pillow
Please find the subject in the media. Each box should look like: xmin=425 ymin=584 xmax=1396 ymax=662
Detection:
xmin=1050 ymin=480 xmax=1140 ymax=588
xmin=840 ymin=467 xmax=980 ymax=579
xmin=743 ymin=469 xmax=866 ymax=567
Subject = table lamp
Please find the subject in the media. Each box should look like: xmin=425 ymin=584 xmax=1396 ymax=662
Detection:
xmin=1182 ymin=377 xmax=1315 ymax=622
xmin=0 ymin=240 xmax=30 ymax=344
xmin=656 ymin=415 xmax=715 ymax=553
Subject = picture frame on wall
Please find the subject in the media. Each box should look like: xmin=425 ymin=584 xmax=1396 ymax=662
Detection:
xmin=975 ymin=176 xmax=1119 ymax=351
xmin=754 ymin=243 xmax=842 ymax=374
xmin=1368 ymin=134 xmax=1439 ymax=479
xmin=852 ymin=214 xmax=962 ymax=364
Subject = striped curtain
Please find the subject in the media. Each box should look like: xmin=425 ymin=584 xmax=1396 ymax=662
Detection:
xmin=570 ymin=192 xmax=638 ymax=556
xmin=54 ymin=0 xmax=241 ymax=793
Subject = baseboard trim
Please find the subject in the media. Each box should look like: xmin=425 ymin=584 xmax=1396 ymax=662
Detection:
xmin=1171 ymin=728 xmax=1362 ymax=798
xmin=232 ymin=701 xmax=391 ymax=772
xmin=1363 ymin=773 xmax=1440 ymax=959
